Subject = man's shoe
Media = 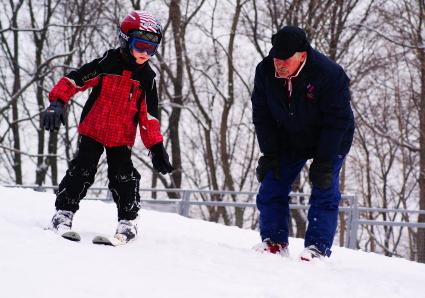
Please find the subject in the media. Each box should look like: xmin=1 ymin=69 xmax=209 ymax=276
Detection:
xmin=253 ymin=238 xmax=289 ymax=257
xmin=300 ymin=245 xmax=325 ymax=261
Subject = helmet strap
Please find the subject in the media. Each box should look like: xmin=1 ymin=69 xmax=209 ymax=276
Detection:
xmin=118 ymin=30 xmax=130 ymax=42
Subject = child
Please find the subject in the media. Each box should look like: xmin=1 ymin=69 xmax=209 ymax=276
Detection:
xmin=43 ymin=10 xmax=173 ymax=243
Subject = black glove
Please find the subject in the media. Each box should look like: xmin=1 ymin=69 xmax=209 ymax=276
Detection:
xmin=309 ymin=159 xmax=333 ymax=189
xmin=256 ymin=155 xmax=281 ymax=183
xmin=150 ymin=142 xmax=174 ymax=175
xmin=42 ymin=100 xmax=66 ymax=131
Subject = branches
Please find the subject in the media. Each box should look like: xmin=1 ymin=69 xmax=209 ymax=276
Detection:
xmin=0 ymin=144 xmax=66 ymax=159
xmin=350 ymin=23 xmax=425 ymax=49
xmin=0 ymin=23 xmax=109 ymax=34
xmin=0 ymin=0 xmax=423 ymax=259
xmin=0 ymin=50 xmax=76 ymax=115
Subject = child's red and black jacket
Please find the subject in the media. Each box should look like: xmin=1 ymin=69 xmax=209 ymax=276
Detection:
xmin=48 ymin=48 xmax=163 ymax=149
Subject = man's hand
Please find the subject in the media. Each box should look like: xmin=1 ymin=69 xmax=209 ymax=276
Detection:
xmin=256 ymin=155 xmax=281 ymax=183
xmin=42 ymin=101 xmax=66 ymax=131
xmin=150 ymin=142 xmax=174 ymax=175
xmin=309 ymin=159 xmax=333 ymax=189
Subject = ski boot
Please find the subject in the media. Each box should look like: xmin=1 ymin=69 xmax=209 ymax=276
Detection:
xmin=114 ymin=218 xmax=138 ymax=243
xmin=49 ymin=210 xmax=80 ymax=241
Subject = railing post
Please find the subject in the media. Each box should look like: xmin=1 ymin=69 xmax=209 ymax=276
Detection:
xmin=179 ymin=190 xmax=191 ymax=217
xmin=346 ymin=194 xmax=359 ymax=249
xmin=344 ymin=196 xmax=352 ymax=248
xmin=106 ymin=190 xmax=113 ymax=201
xmin=34 ymin=185 xmax=45 ymax=192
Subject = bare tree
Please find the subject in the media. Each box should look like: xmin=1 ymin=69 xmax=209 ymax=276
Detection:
xmin=0 ymin=0 xmax=26 ymax=184
xmin=27 ymin=0 xmax=61 ymax=185
xmin=1 ymin=0 xmax=424 ymax=262
xmin=355 ymin=0 xmax=425 ymax=262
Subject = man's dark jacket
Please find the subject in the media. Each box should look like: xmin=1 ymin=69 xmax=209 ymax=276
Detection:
xmin=251 ymin=47 xmax=355 ymax=162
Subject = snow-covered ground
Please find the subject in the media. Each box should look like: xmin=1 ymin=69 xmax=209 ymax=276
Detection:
xmin=0 ymin=186 xmax=424 ymax=298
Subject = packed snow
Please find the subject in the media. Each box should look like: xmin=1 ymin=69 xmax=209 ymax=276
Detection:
xmin=0 ymin=186 xmax=423 ymax=298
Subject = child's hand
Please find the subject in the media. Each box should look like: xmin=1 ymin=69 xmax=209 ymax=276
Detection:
xmin=42 ymin=100 xmax=66 ymax=131
xmin=150 ymin=143 xmax=174 ymax=175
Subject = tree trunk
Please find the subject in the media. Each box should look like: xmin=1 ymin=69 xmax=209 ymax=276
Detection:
xmin=168 ymin=0 xmax=184 ymax=193
xmin=33 ymin=19 xmax=50 ymax=185
xmin=417 ymin=0 xmax=425 ymax=263
xmin=48 ymin=132 xmax=59 ymax=186
xmin=11 ymin=4 xmax=23 ymax=185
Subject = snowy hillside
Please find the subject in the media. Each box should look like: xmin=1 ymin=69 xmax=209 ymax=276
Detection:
xmin=0 ymin=186 xmax=424 ymax=298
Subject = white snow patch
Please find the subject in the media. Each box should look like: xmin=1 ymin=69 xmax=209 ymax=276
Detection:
xmin=0 ymin=186 xmax=423 ymax=298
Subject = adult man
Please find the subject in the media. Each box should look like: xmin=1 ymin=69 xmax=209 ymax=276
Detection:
xmin=251 ymin=26 xmax=354 ymax=260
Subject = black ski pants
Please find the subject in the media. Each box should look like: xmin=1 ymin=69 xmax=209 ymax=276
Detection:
xmin=55 ymin=135 xmax=141 ymax=221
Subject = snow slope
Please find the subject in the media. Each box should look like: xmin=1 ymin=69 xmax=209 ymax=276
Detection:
xmin=0 ymin=186 xmax=424 ymax=298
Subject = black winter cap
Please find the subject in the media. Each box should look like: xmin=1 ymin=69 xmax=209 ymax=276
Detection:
xmin=269 ymin=26 xmax=310 ymax=60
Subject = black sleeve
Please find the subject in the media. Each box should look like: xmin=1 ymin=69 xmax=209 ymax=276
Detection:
xmin=316 ymin=68 xmax=354 ymax=161
xmin=251 ymin=64 xmax=280 ymax=155
xmin=48 ymin=51 xmax=109 ymax=103
xmin=145 ymin=79 xmax=159 ymax=119
xmin=65 ymin=51 xmax=110 ymax=87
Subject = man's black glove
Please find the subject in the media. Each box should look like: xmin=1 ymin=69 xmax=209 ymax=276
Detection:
xmin=42 ymin=100 xmax=66 ymax=131
xmin=256 ymin=155 xmax=281 ymax=183
xmin=150 ymin=142 xmax=174 ymax=175
xmin=309 ymin=159 xmax=333 ymax=189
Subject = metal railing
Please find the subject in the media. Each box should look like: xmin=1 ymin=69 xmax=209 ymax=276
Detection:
xmin=2 ymin=184 xmax=425 ymax=250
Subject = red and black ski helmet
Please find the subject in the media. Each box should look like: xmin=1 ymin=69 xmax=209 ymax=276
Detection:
xmin=118 ymin=10 xmax=162 ymax=49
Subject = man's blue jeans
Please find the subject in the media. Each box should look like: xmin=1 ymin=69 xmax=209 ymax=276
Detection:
xmin=256 ymin=154 xmax=345 ymax=256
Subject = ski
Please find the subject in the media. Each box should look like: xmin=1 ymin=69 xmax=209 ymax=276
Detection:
xmin=92 ymin=235 xmax=127 ymax=246
xmin=45 ymin=226 xmax=81 ymax=242
xmin=61 ymin=230 xmax=81 ymax=242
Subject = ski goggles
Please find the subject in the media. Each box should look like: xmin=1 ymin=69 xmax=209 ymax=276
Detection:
xmin=131 ymin=30 xmax=161 ymax=44
xmin=129 ymin=37 xmax=159 ymax=56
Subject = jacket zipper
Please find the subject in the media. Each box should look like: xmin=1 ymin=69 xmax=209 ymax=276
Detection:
xmin=129 ymin=84 xmax=134 ymax=101
xmin=289 ymin=102 xmax=294 ymax=116
xmin=286 ymin=78 xmax=295 ymax=116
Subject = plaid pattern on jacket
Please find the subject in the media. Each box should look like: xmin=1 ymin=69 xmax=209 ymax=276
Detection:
xmin=48 ymin=48 xmax=163 ymax=149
